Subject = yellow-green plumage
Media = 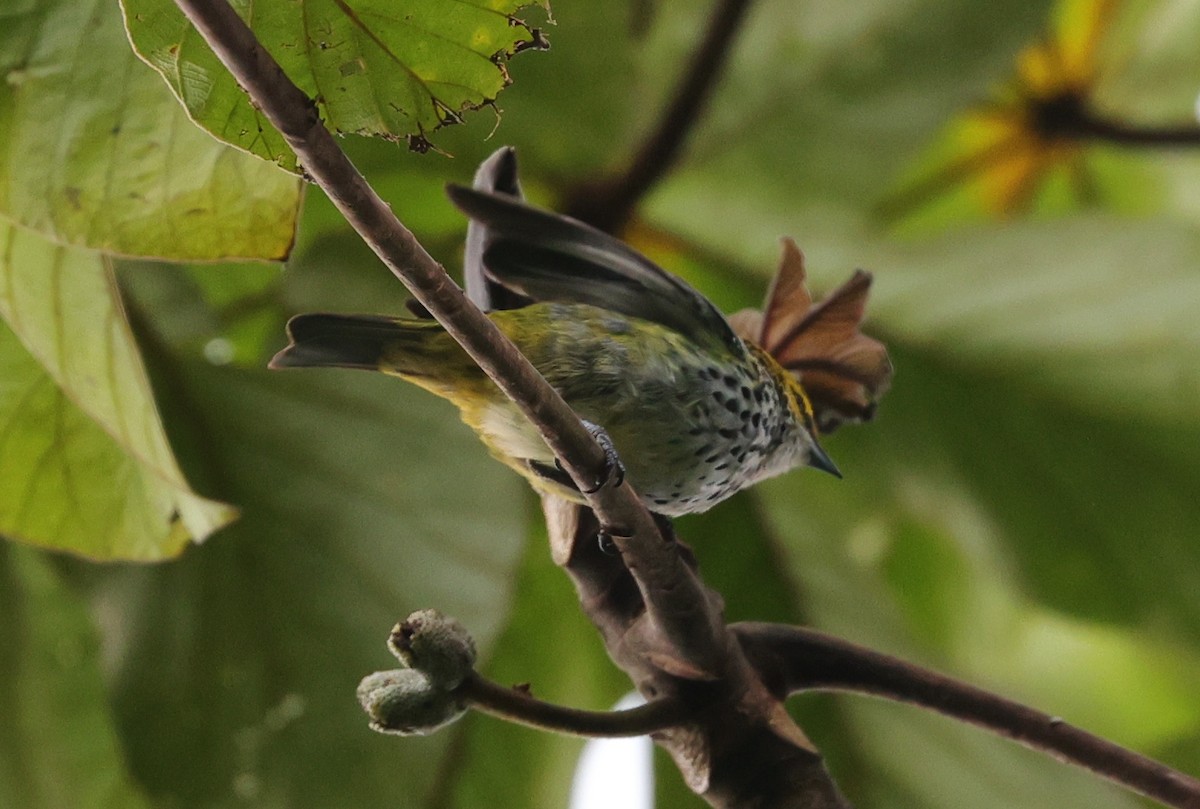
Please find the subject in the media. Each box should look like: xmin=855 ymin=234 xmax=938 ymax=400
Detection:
xmin=272 ymin=170 xmax=887 ymax=516
xmin=273 ymin=301 xmax=824 ymax=516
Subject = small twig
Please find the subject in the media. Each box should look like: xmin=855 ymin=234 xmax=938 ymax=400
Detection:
xmin=1076 ymin=114 xmax=1200 ymax=146
xmin=564 ymin=0 xmax=756 ymax=232
xmin=734 ymin=622 xmax=1200 ymax=809
xmin=1031 ymin=92 xmax=1200 ymax=148
xmin=457 ymin=672 xmax=688 ymax=738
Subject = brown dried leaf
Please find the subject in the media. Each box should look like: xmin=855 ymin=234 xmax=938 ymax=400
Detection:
xmin=740 ymin=239 xmax=892 ymax=433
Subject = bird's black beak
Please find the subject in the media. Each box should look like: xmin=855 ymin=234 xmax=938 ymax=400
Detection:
xmin=808 ymin=443 xmax=842 ymax=479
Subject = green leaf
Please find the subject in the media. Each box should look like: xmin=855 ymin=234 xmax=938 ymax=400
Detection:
xmin=80 ymin=359 xmax=528 ymax=808
xmin=122 ymin=0 xmax=547 ymax=172
xmin=0 ymin=224 xmax=234 ymax=559
xmin=856 ymin=219 xmax=1200 ymax=631
xmin=870 ymin=217 xmax=1200 ymax=425
xmin=0 ymin=0 xmax=301 ymax=260
xmin=0 ymin=545 xmax=152 ymax=809
xmin=877 ymin=347 xmax=1200 ymax=632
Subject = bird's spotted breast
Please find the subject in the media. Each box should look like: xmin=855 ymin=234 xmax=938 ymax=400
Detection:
xmin=627 ymin=351 xmax=802 ymax=516
xmin=460 ymin=306 xmax=814 ymax=517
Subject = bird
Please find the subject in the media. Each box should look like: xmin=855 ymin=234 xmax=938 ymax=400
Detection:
xmin=270 ymin=164 xmax=891 ymax=517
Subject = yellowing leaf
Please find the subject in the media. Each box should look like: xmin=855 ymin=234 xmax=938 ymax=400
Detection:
xmin=0 ymin=0 xmax=301 ymax=260
xmin=122 ymin=0 xmax=548 ymax=172
xmin=0 ymin=224 xmax=234 ymax=559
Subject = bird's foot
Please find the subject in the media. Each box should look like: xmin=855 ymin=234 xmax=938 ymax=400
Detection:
xmin=527 ymin=420 xmax=625 ymax=495
xmin=576 ymin=419 xmax=625 ymax=494
xmin=652 ymin=512 xmax=677 ymax=544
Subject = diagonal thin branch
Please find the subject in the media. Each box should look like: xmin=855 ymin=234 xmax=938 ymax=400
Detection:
xmin=564 ymin=0 xmax=757 ymax=232
xmin=733 ymin=622 xmax=1200 ymax=809
xmin=171 ymin=0 xmax=727 ymax=677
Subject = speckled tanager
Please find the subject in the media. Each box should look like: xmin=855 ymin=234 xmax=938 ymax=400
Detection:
xmin=271 ymin=156 xmax=891 ymax=516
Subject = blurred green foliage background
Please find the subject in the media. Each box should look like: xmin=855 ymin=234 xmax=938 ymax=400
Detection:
xmin=2 ymin=0 xmax=1199 ymax=807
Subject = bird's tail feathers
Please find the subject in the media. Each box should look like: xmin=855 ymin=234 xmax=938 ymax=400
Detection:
xmin=270 ymin=313 xmax=441 ymax=374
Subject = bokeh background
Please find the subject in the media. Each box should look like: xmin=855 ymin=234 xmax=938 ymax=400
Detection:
xmin=2 ymin=1 xmax=1200 ymax=807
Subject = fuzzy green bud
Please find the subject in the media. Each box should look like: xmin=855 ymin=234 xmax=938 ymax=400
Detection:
xmin=388 ymin=609 xmax=477 ymax=689
xmin=357 ymin=669 xmax=466 ymax=736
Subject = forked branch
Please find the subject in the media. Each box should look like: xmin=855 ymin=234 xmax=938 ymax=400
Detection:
xmin=165 ymin=3 xmax=1200 ymax=808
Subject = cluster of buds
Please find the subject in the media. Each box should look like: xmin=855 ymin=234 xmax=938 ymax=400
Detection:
xmin=356 ymin=609 xmax=477 ymax=735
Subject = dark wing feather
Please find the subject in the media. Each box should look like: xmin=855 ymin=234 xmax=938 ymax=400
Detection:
xmin=462 ymin=147 xmax=534 ymax=312
xmin=446 ymin=184 xmax=743 ymax=354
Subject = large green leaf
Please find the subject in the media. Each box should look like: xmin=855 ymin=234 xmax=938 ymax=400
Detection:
xmin=0 ymin=0 xmax=300 ymax=260
xmin=78 ymin=243 xmax=529 ymax=806
xmin=854 ymin=219 xmax=1200 ymax=632
xmin=868 ymin=217 xmax=1200 ymax=425
xmin=83 ymin=362 xmax=528 ymax=809
xmin=0 ymin=545 xmax=151 ymax=809
xmin=122 ymin=0 xmax=547 ymax=172
xmin=0 ymin=224 xmax=233 ymax=559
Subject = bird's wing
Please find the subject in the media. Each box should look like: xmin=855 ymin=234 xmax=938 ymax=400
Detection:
xmin=462 ymin=147 xmax=535 ymax=313
xmin=446 ymin=183 xmax=744 ymax=355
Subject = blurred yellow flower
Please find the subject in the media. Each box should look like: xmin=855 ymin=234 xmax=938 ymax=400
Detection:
xmin=886 ymin=0 xmax=1118 ymax=219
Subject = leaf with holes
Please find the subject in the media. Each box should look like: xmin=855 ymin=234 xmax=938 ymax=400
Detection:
xmin=0 ymin=0 xmax=300 ymax=260
xmin=121 ymin=0 xmax=548 ymax=172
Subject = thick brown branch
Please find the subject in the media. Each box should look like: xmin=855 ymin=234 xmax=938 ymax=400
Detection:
xmin=734 ymin=622 xmax=1200 ymax=809
xmin=546 ymin=500 xmax=851 ymax=808
xmin=458 ymin=672 xmax=687 ymax=738
xmin=564 ymin=0 xmax=756 ymax=232
xmin=172 ymin=0 xmax=727 ymax=676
